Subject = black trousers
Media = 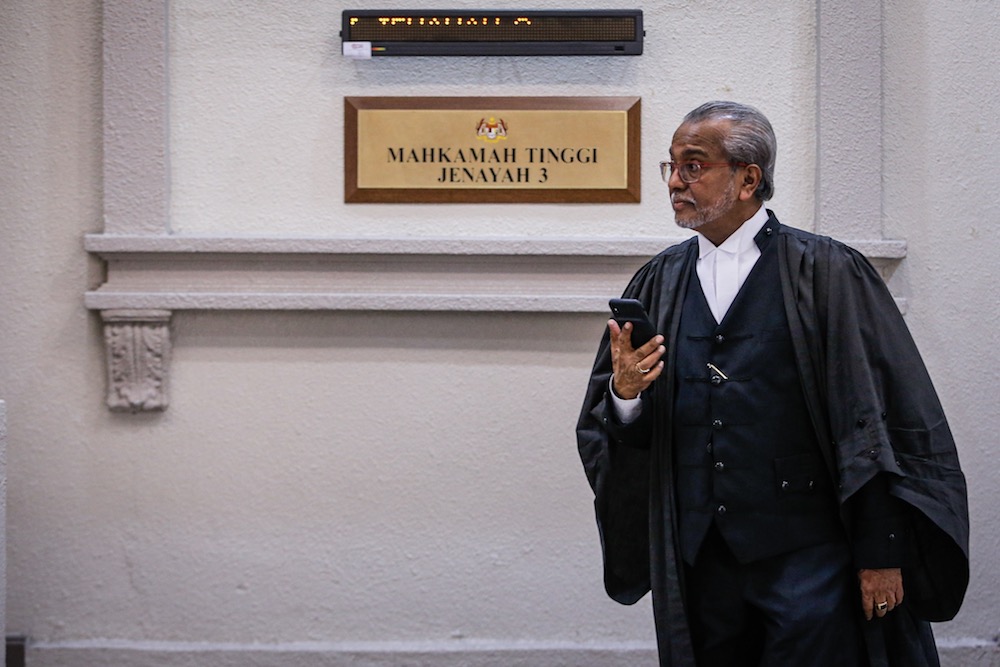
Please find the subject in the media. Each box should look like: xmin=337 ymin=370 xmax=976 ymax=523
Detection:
xmin=684 ymin=526 xmax=867 ymax=667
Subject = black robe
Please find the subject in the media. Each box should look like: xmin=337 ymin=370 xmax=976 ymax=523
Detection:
xmin=576 ymin=214 xmax=969 ymax=667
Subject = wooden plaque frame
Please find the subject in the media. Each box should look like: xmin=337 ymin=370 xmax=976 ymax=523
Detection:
xmin=344 ymin=96 xmax=640 ymax=203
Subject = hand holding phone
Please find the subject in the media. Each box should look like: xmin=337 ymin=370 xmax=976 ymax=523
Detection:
xmin=609 ymin=298 xmax=658 ymax=349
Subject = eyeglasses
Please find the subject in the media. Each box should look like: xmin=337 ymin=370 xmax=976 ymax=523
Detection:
xmin=659 ymin=160 xmax=748 ymax=184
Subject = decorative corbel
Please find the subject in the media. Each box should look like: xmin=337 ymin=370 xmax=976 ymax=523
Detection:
xmin=101 ymin=309 xmax=172 ymax=412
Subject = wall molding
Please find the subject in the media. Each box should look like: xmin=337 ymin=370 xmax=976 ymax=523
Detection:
xmin=83 ymin=233 xmax=906 ymax=314
xmin=84 ymin=232 xmax=904 ymax=413
xmin=27 ymin=640 xmax=656 ymax=667
xmin=24 ymin=639 xmax=997 ymax=667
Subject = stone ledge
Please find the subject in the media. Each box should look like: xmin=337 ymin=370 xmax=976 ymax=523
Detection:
xmin=84 ymin=234 xmax=907 ymax=314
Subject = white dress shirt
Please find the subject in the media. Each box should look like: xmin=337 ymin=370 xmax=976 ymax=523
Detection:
xmin=611 ymin=206 xmax=770 ymax=422
xmin=696 ymin=205 xmax=770 ymax=324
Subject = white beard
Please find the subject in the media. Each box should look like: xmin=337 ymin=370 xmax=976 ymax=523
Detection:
xmin=673 ymin=179 xmax=738 ymax=230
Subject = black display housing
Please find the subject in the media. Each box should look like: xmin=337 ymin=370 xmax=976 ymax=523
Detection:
xmin=341 ymin=10 xmax=643 ymax=56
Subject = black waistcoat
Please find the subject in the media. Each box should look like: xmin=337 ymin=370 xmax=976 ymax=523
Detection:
xmin=673 ymin=227 xmax=843 ymax=566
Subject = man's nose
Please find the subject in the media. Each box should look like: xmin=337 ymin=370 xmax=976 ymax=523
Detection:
xmin=667 ymin=166 xmax=687 ymax=190
xmin=667 ymin=169 xmax=688 ymax=192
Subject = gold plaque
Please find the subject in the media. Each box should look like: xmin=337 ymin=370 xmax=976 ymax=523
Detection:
xmin=345 ymin=97 xmax=640 ymax=203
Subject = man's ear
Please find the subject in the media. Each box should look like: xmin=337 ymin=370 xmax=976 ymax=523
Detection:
xmin=739 ymin=164 xmax=763 ymax=201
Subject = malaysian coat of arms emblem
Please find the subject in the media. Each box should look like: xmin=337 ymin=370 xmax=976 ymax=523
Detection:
xmin=476 ymin=117 xmax=508 ymax=142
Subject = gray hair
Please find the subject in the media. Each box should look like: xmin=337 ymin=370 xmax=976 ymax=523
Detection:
xmin=682 ymin=101 xmax=776 ymax=201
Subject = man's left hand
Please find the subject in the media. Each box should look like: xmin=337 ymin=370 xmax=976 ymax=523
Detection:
xmin=858 ymin=567 xmax=904 ymax=620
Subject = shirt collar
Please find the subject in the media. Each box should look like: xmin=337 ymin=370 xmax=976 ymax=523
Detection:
xmin=697 ymin=205 xmax=769 ymax=259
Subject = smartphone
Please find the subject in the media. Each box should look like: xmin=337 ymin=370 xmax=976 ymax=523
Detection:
xmin=609 ymin=298 xmax=658 ymax=349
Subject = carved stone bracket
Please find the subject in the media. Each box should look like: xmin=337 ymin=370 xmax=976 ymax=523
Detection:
xmin=101 ymin=309 xmax=172 ymax=413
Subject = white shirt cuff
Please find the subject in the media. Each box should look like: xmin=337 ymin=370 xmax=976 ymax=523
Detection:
xmin=609 ymin=376 xmax=642 ymax=424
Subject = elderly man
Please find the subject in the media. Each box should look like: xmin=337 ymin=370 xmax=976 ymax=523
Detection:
xmin=577 ymin=101 xmax=968 ymax=666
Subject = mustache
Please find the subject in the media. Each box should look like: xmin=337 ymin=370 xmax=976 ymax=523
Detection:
xmin=671 ymin=194 xmax=695 ymax=205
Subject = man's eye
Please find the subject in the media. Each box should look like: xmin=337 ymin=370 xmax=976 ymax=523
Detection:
xmin=684 ymin=163 xmax=702 ymax=174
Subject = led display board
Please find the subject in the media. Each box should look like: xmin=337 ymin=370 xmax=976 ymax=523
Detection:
xmin=341 ymin=10 xmax=643 ymax=56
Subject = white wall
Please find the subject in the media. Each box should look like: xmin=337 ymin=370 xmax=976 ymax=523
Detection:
xmin=0 ymin=1 xmax=997 ymax=665
xmin=168 ymin=0 xmax=817 ymax=238
xmin=882 ymin=0 xmax=1000 ymax=650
